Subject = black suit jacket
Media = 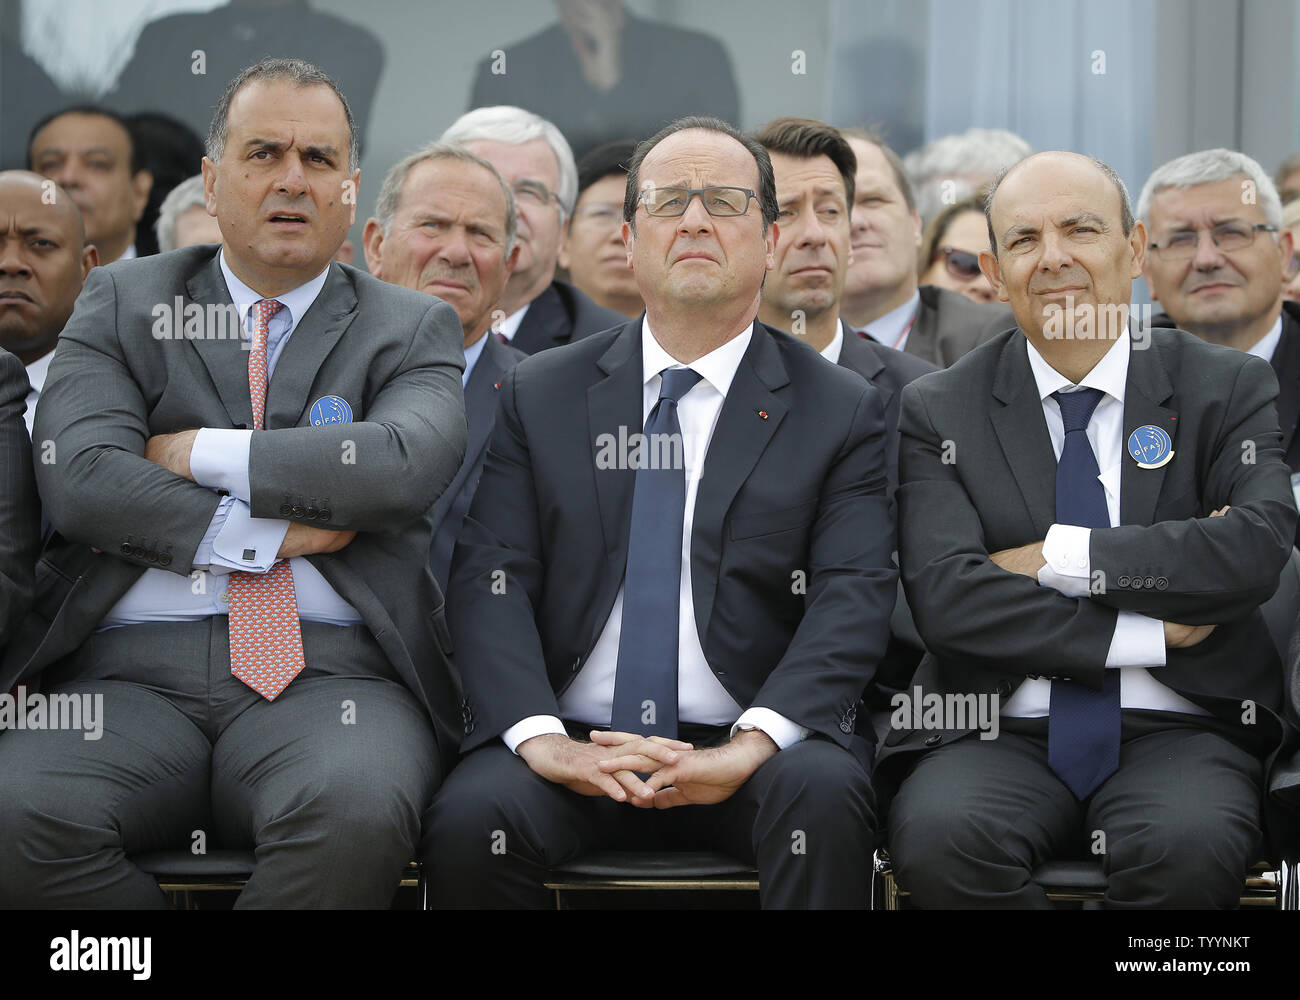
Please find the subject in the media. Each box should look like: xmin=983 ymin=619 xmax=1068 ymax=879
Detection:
xmin=510 ymin=280 xmax=626 ymax=356
xmin=879 ymin=327 xmax=1297 ymax=786
xmin=447 ymin=319 xmax=898 ymax=753
xmin=429 ymin=333 xmax=527 ymax=592
xmin=836 ymin=327 xmax=938 ymax=495
xmin=0 ymin=348 xmax=39 ymax=654
xmin=904 ymin=285 xmax=1016 ymax=368
xmin=1152 ymin=301 xmax=1300 ymax=475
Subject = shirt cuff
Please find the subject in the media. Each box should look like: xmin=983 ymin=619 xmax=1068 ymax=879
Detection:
xmin=1037 ymin=523 xmax=1093 ymax=596
xmin=208 ymin=498 xmax=290 ymax=574
xmin=731 ymin=708 xmax=810 ymax=750
xmin=190 ymin=494 xmax=235 ymax=570
xmin=1105 ymin=612 xmax=1167 ymax=669
xmin=503 ymin=715 xmax=568 ymax=754
xmin=191 ymin=427 xmax=254 ymax=502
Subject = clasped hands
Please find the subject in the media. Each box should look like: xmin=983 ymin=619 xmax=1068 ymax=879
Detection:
xmin=987 ymin=505 xmax=1231 ymax=650
xmin=143 ymin=429 xmax=355 ymax=559
xmin=516 ymin=727 xmax=777 ymax=809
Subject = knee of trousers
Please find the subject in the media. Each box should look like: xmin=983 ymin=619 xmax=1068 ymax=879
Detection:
xmin=887 ymin=798 xmax=1030 ymax=906
xmin=420 ymin=772 xmax=530 ymax=872
xmin=1104 ymin=821 xmax=1259 ymax=907
xmin=752 ymin=743 xmax=877 ymax=846
xmin=269 ymin=765 xmax=433 ymax=857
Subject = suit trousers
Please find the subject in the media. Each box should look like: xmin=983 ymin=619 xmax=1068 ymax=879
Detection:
xmin=887 ymin=711 xmax=1264 ymax=908
xmin=0 ymin=618 xmax=437 ymax=908
xmin=422 ymin=727 xmax=877 ymax=908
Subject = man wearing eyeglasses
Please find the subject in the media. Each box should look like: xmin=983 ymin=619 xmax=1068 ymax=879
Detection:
xmin=1140 ymin=149 xmax=1299 ymax=479
xmin=423 ymin=116 xmax=895 ymax=909
xmin=441 ymin=106 xmax=624 ymax=355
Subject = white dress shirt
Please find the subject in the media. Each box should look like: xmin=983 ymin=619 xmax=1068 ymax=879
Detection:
xmin=23 ymin=349 xmax=53 ymax=434
xmin=859 ymin=290 xmax=920 ymax=352
xmin=102 ymin=251 xmax=361 ymax=627
xmin=462 ymin=330 xmax=488 ymax=386
xmin=819 ymin=322 xmax=846 ymax=364
xmin=502 ymin=319 xmax=811 ymax=753
xmin=1000 ymin=330 xmax=1208 ymax=717
xmin=495 ymin=302 xmax=530 ymax=343
xmin=1247 ymin=315 xmax=1283 ymax=362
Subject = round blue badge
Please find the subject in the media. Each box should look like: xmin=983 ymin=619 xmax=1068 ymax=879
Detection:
xmin=1127 ymin=424 xmax=1174 ymax=469
xmin=309 ymin=395 xmax=353 ymax=426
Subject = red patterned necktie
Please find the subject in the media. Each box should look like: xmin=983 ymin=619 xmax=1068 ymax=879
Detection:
xmin=227 ymin=298 xmax=305 ymax=700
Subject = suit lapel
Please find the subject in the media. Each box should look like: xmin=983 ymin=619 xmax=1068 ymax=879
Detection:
xmin=691 ymin=324 xmax=788 ymax=643
xmin=514 ymin=284 xmax=567 ymax=354
xmin=1120 ymin=339 xmax=1177 ymax=526
xmin=184 ymin=254 xmax=255 ymax=428
xmin=989 ymin=335 xmax=1058 ymax=538
xmin=431 ymin=335 xmax=509 ymax=528
xmin=265 ymin=265 xmax=358 ymax=429
xmin=588 ymin=322 xmax=644 ymax=564
xmin=837 ymin=330 xmax=891 ymax=414
xmin=1270 ymin=311 xmax=1300 ymax=457
xmin=904 ymin=291 xmax=937 ymax=365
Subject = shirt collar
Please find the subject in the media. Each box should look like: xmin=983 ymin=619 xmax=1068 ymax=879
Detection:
xmin=640 ymin=316 xmax=753 ymax=398
xmin=25 ymin=349 xmax=54 ymax=395
xmin=820 ymin=322 xmax=846 ymax=364
xmin=218 ymin=249 xmax=330 ymax=334
xmin=497 ymin=302 xmax=530 ymax=341
xmin=862 ymin=289 xmax=920 ymax=344
xmin=463 ymin=331 xmax=488 ymax=385
xmin=1025 ymin=329 xmax=1131 ymax=405
xmin=119 ymin=244 xmax=137 ymax=261
xmin=1247 ymin=314 xmax=1284 ymax=362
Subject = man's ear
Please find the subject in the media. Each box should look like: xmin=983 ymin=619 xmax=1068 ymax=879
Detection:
xmin=978 ymin=248 xmax=1008 ymax=303
xmin=1128 ymin=220 xmax=1147 ymax=279
xmin=201 ymin=157 xmax=218 ymax=216
xmin=131 ymin=169 xmax=154 ymax=222
xmin=1279 ymin=228 xmax=1295 ymax=280
xmin=80 ymin=243 xmax=99 ymax=279
xmin=621 ymin=220 xmax=635 ymax=268
xmin=361 ymin=217 xmax=384 ymax=277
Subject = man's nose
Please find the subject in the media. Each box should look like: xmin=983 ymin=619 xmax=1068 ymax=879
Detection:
xmin=1191 ymin=230 xmax=1228 ymax=269
xmin=438 ymin=230 xmax=472 ymax=266
xmin=677 ymin=193 xmax=715 ymax=233
xmin=1039 ymin=232 xmax=1074 ymax=269
xmin=275 ymin=154 xmax=309 ymax=196
xmin=0 ymin=240 xmax=32 ymax=276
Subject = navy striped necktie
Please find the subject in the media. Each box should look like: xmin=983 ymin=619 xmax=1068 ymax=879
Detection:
xmin=610 ymin=367 xmax=702 ymax=737
xmin=1048 ymin=387 xmax=1121 ymax=799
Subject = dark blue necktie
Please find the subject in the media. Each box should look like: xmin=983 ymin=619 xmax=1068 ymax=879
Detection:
xmin=610 ymin=367 xmax=702 ymax=738
xmin=1048 ymin=387 xmax=1121 ymax=799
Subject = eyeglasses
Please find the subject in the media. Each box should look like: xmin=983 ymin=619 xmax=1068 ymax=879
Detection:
xmin=639 ymin=186 xmax=758 ymax=218
xmin=1148 ymin=222 xmax=1278 ymax=260
xmin=936 ymin=247 xmax=982 ymax=280
xmin=512 ymin=180 xmax=562 ymax=210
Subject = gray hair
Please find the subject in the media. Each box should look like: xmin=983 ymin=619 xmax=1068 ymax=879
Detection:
xmin=440 ymin=105 xmax=577 ymax=220
xmin=984 ymin=153 xmax=1134 ymax=254
xmin=1137 ymin=148 xmax=1282 ymax=229
xmin=155 ymin=174 xmax=208 ymax=253
xmin=904 ymin=127 xmax=1034 ymax=223
xmin=207 ymin=58 xmax=359 ymax=170
xmin=372 ymin=142 xmax=517 ymax=256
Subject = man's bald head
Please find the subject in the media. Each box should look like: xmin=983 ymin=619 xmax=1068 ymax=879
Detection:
xmin=985 ymin=151 xmax=1134 ymax=256
xmin=0 ymin=169 xmax=97 ymax=364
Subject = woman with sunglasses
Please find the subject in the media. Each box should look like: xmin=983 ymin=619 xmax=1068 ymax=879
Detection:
xmin=917 ymin=194 xmax=998 ymax=304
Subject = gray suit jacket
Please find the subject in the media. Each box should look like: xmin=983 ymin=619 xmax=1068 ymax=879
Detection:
xmin=429 ymin=333 xmax=526 ymax=592
xmin=0 ymin=348 xmax=40 ymax=655
xmin=5 ymin=246 xmax=468 ymax=763
xmin=905 ymin=284 xmax=1016 ymax=368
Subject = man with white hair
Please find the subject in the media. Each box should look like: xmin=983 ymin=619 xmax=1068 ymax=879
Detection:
xmin=902 ymin=127 xmax=1034 ymax=225
xmin=156 ymin=174 xmax=223 ymax=252
xmin=1140 ymin=149 xmax=1298 ymax=475
xmin=441 ymin=106 xmax=624 ymax=355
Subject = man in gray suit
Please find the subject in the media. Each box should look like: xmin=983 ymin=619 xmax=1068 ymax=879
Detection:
xmin=362 ymin=142 xmax=526 ymax=592
xmin=840 ymin=129 xmax=1014 ymax=368
xmin=0 ymin=58 xmax=466 ymax=908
